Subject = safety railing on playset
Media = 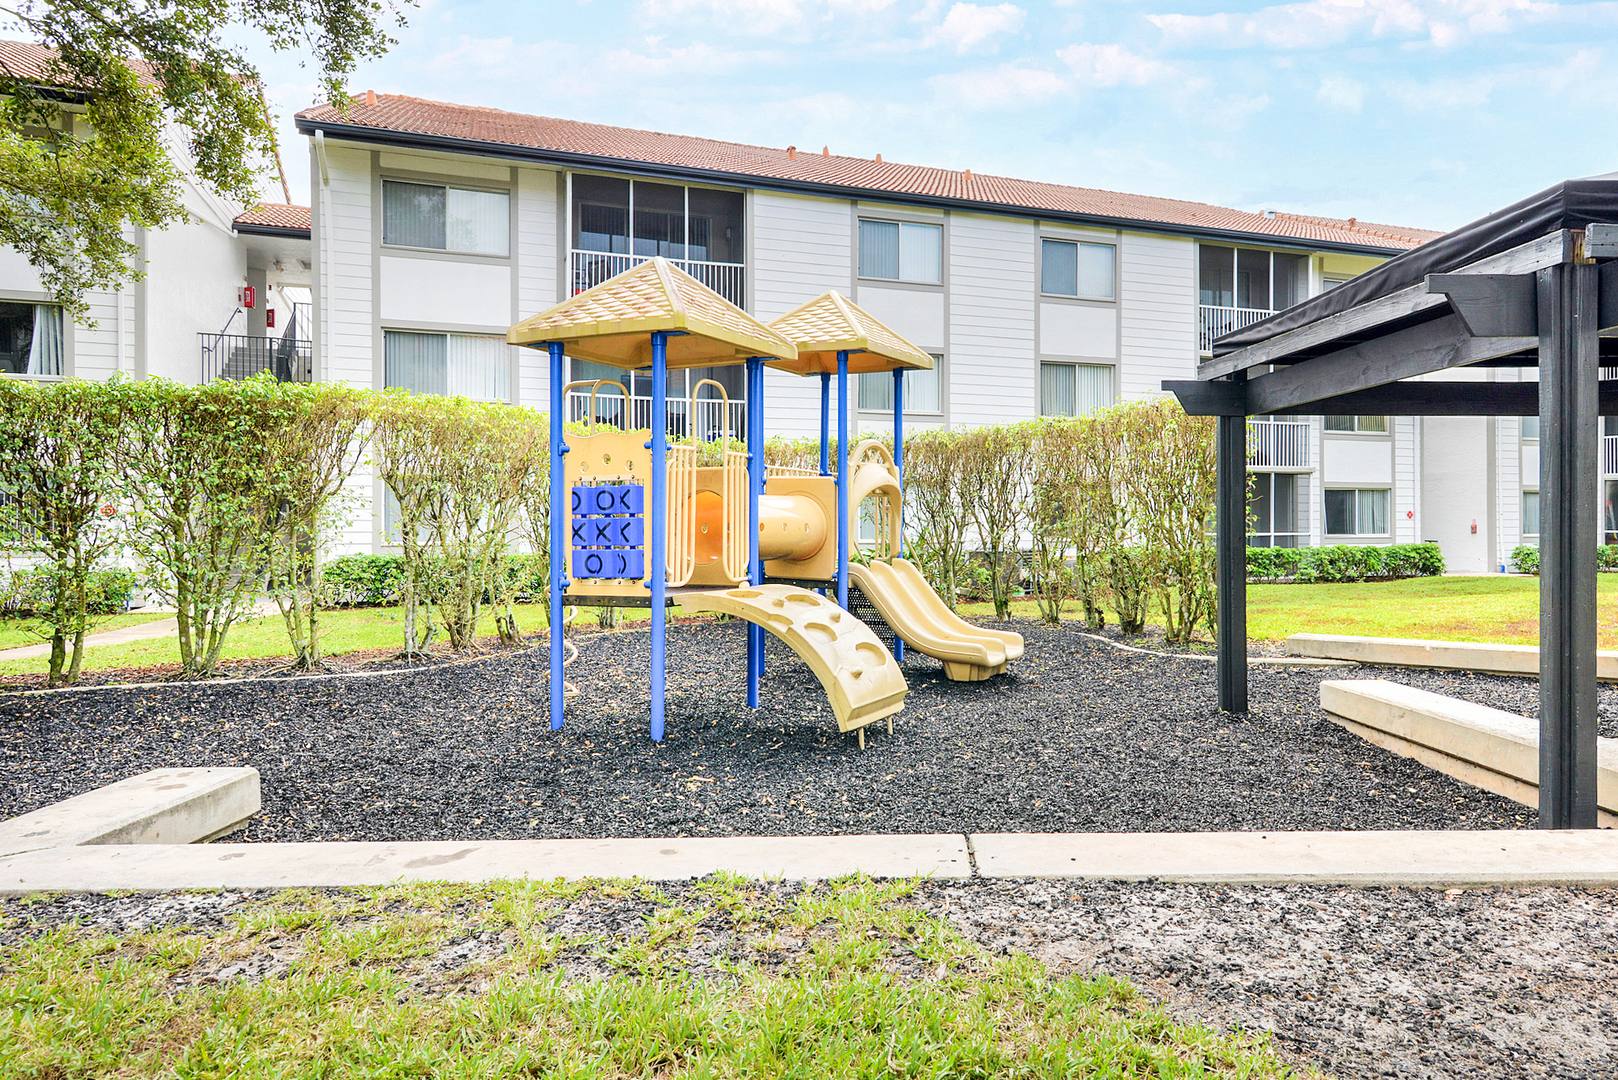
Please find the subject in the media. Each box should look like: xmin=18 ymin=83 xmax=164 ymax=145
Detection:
xmin=690 ymin=378 xmax=749 ymax=585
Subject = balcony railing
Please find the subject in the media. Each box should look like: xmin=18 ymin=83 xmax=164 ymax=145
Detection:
xmin=1199 ymin=304 xmax=1274 ymax=355
xmin=1604 ymin=434 xmax=1618 ymax=477
xmin=570 ymin=249 xmax=746 ymax=307
xmin=1247 ymin=418 xmax=1312 ymax=471
xmin=199 ymin=332 xmax=312 ymax=383
xmin=566 ymin=389 xmax=746 ymax=442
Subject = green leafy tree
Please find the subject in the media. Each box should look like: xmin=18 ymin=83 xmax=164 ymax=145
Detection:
xmin=263 ymin=381 xmax=371 ymax=670
xmin=0 ymin=378 xmax=127 ymax=685
xmin=118 ymin=376 xmax=296 ymax=676
xmin=0 ymin=0 xmax=408 ymax=318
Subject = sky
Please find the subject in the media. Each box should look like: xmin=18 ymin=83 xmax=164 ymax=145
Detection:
xmin=241 ymin=0 xmax=1618 ymax=233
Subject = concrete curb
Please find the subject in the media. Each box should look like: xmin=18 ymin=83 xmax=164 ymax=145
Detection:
xmin=1287 ymin=632 xmax=1618 ymax=680
xmin=1321 ymin=679 xmax=1618 ymax=825
xmin=0 ymin=767 xmax=260 ymax=859
xmin=4 ymin=828 xmax=1618 ymax=893
xmin=0 ymin=834 xmax=971 ymax=893
xmin=968 ymin=829 xmax=1618 ymax=886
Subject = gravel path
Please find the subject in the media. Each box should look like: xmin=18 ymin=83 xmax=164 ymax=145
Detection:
xmin=0 ymin=619 xmax=1550 ymax=839
xmin=925 ymin=879 xmax=1618 ymax=1079
xmin=5 ymin=880 xmax=1614 ymax=1078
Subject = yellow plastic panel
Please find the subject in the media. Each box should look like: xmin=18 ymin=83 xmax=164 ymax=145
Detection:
xmin=679 ymin=585 xmax=907 ymax=733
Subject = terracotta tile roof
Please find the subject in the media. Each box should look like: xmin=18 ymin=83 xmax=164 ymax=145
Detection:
xmin=233 ymin=202 xmax=311 ymax=234
xmin=0 ymin=39 xmax=157 ymax=90
xmin=298 ymin=93 xmax=1439 ymax=253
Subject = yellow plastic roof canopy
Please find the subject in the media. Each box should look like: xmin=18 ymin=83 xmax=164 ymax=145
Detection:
xmin=766 ymin=291 xmax=934 ymax=376
xmin=507 ymin=257 xmax=797 ymax=370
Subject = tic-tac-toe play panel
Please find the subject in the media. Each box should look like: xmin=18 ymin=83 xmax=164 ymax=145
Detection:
xmin=564 ymin=428 xmax=699 ymax=602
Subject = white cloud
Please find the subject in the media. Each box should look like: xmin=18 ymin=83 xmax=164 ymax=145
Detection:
xmin=639 ymin=0 xmax=898 ymax=34
xmin=1057 ymin=42 xmax=1179 ymax=86
xmin=1148 ymin=0 xmax=1562 ymax=50
xmin=1316 ymin=73 xmax=1366 ymax=111
xmin=927 ymin=2 xmax=1026 ymax=53
xmin=931 ymin=62 xmax=1069 ymax=107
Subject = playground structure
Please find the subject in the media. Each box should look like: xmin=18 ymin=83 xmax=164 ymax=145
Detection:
xmin=508 ymin=258 xmax=1023 ymax=744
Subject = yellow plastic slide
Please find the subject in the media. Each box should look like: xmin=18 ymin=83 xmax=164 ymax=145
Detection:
xmin=679 ymin=584 xmax=907 ymax=740
xmin=848 ymin=558 xmax=1024 ymax=682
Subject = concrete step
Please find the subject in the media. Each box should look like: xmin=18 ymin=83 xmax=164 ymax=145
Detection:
xmin=1320 ymin=678 xmax=1618 ymax=824
xmin=1287 ymin=632 xmax=1618 ymax=680
xmin=0 ymin=767 xmax=260 ymax=858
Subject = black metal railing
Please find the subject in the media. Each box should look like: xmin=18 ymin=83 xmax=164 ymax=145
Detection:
xmin=199 ymin=331 xmax=312 ymax=383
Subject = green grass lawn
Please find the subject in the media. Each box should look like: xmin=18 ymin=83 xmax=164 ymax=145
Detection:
xmin=0 ymin=574 xmax=1599 ymax=680
xmin=0 ymin=877 xmax=1309 ymax=1077
xmin=0 ymin=602 xmax=568 ymax=678
xmin=0 ymin=610 xmax=171 ymax=651
xmin=961 ymin=573 xmax=1618 ymax=648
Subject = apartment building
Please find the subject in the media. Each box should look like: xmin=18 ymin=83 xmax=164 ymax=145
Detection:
xmin=293 ymin=92 xmax=1533 ymax=560
xmin=0 ymin=40 xmax=1558 ymax=569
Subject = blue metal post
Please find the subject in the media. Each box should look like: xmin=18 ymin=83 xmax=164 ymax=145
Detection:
xmin=892 ymin=366 xmax=905 ymax=662
xmin=648 ymin=332 xmax=669 ymax=741
xmin=836 ymin=351 xmax=850 ymax=608
xmin=547 ymin=341 xmax=567 ymax=731
xmin=745 ymin=356 xmax=764 ymax=708
xmin=819 ymin=373 xmax=831 ymax=475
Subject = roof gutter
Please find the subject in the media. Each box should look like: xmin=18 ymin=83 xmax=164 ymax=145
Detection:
xmin=232 ymin=224 xmax=311 ymax=239
xmin=293 ymin=117 xmax=1412 ymax=258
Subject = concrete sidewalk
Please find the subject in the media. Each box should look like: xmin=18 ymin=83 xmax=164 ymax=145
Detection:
xmin=5 ymin=829 xmax=1618 ymax=894
xmin=0 ymin=616 xmax=178 ymax=661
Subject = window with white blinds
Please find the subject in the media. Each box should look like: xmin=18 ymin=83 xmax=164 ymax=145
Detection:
xmin=858 ymin=354 xmax=943 ymax=414
xmin=384 ymin=330 xmax=511 ymax=402
xmin=1040 ymin=239 xmax=1116 ymax=300
xmin=382 ymin=180 xmax=509 ymax=256
xmin=1039 ymin=361 xmax=1114 ymax=417
xmin=858 ymin=219 xmax=942 ymax=284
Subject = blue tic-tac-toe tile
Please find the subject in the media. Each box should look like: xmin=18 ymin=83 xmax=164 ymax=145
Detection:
xmin=571 ymin=548 xmax=646 ymax=580
xmin=571 ymin=484 xmax=645 ymax=516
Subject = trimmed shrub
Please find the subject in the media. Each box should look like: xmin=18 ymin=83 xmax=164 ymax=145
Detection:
xmin=0 ymin=567 xmax=137 ymax=616
xmin=1509 ymin=545 xmax=1540 ymax=574
xmin=319 ymin=554 xmax=407 ymax=607
xmin=1247 ymin=542 xmax=1445 ymax=583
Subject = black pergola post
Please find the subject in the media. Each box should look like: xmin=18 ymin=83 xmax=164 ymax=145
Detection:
xmin=1537 ymin=260 xmax=1600 ymax=829
xmin=1216 ymin=410 xmax=1248 ymax=713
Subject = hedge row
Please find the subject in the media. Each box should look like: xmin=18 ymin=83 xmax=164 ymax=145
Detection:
xmin=319 ymin=553 xmax=547 ymax=608
xmin=1508 ymin=544 xmax=1618 ymax=575
xmin=1246 ymin=542 xmax=1445 ymax=583
xmin=0 ymin=568 xmax=138 ymax=616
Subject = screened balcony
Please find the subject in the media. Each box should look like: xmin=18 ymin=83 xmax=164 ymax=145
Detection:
xmin=570 ymin=175 xmax=745 ymax=306
xmin=1198 ymin=245 xmax=1309 ymax=355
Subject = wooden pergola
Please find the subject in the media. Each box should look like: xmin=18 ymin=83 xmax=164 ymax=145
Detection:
xmin=1166 ymin=177 xmax=1618 ymax=830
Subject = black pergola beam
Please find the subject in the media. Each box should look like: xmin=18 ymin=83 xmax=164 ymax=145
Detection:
xmin=1199 ymin=230 xmax=1575 ymax=380
xmin=1164 ymin=379 xmax=1618 ymax=417
xmin=1425 ymin=273 xmax=1537 ymax=336
xmin=1241 ymin=314 xmax=1534 ymax=415
xmin=1538 ymin=260 xmax=1600 ymax=829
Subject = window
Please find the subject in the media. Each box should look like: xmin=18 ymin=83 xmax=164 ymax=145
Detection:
xmin=1522 ymin=415 xmax=1540 ymax=439
xmin=1324 ymin=415 xmax=1388 ymax=434
xmin=1522 ymin=490 xmax=1540 ymax=541
xmin=0 ymin=302 xmax=64 ymax=377
xmin=1199 ymin=245 xmax=1309 ymax=311
xmin=858 ymin=355 xmax=943 ymax=414
xmin=384 ymin=330 xmax=511 ymax=401
xmin=858 ymin=219 xmax=942 ymax=284
xmin=1325 ymin=488 xmax=1390 ymax=537
xmin=382 ymin=180 xmax=509 ymax=256
xmin=1040 ymin=239 xmax=1115 ymax=299
xmin=1249 ymin=472 xmax=1301 ymax=548
xmin=1607 ymin=481 xmax=1618 ymax=545
xmin=1039 ymin=361 xmax=1114 ymax=417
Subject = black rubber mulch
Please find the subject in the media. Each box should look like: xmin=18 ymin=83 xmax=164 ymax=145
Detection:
xmin=0 ymin=620 xmax=1543 ymax=841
